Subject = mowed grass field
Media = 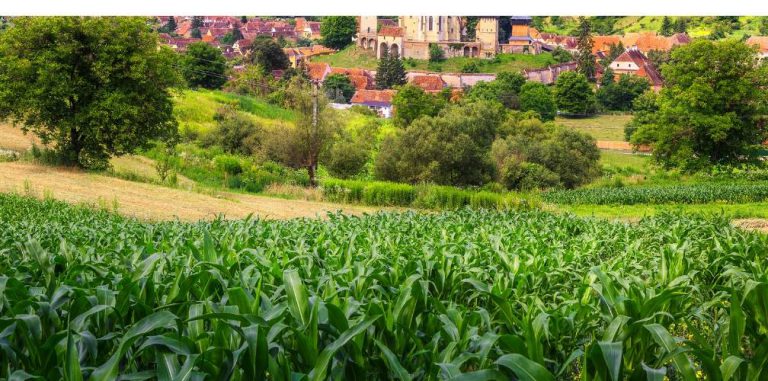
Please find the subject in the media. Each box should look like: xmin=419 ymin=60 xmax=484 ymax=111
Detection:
xmin=313 ymin=45 xmax=558 ymax=73
xmin=556 ymin=114 xmax=633 ymax=141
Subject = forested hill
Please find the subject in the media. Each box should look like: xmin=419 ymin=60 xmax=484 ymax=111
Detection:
xmin=532 ymin=16 xmax=768 ymax=39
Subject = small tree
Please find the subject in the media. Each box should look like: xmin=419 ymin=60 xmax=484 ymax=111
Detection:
xmin=0 ymin=17 xmax=180 ymax=168
xmin=190 ymin=28 xmax=202 ymax=39
xmin=674 ymin=17 xmax=688 ymax=33
xmin=429 ymin=43 xmax=445 ymax=62
xmin=552 ymin=47 xmax=574 ymax=63
xmin=555 ymin=71 xmax=597 ymax=116
xmin=320 ymin=16 xmax=357 ymax=50
xmin=182 ymin=42 xmax=227 ymax=89
xmin=375 ymin=46 xmax=406 ymax=89
xmin=191 ymin=16 xmax=204 ymax=29
xmin=519 ymin=82 xmax=557 ymax=121
xmin=660 ymin=16 xmax=674 ymax=37
xmin=248 ymin=36 xmax=290 ymax=72
xmin=160 ymin=16 xmax=177 ymax=34
xmin=597 ymin=73 xmax=650 ymax=111
xmin=231 ymin=23 xmax=244 ymax=42
xmin=323 ymin=73 xmax=356 ymax=103
xmin=575 ymin=17 xmax=596 ymax=81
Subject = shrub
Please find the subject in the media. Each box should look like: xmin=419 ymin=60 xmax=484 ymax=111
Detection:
xmin=213 ymin=154 xmax=243 ymax=177
xmin=326 ymin=140 xmax=370 ymax=179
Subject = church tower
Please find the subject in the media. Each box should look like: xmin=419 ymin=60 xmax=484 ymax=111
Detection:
xmin=357 ymin=16 xmax=378 ymax=51
xmin=476 ymin=17 xmax=499 ymax=58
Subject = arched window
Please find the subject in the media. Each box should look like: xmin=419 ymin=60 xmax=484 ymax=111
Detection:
xmin=429 ymin=16 xmax=433 ymax=31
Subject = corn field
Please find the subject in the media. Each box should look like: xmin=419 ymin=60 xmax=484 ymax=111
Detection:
xmin=543 ymin=182 xmax=768 ymax=205
xmin=1 ymin=193 xmax=767 ymax=380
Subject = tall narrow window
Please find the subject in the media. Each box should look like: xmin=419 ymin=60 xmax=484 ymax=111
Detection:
xmin=438 ymin=17 xmax=442 ymax=32
xmin=429 ymin=17 xmax=433 ymax=31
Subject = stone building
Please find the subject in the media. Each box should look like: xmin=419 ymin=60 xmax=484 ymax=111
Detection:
xmin=358 ymin=16 xmax=528 ymax=59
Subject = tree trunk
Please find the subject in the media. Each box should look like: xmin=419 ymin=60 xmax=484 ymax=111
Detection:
xmin=308 ymin=164 xmax=317 ymax=188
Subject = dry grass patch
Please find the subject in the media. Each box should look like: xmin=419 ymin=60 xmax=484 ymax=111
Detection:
xmin=0 ymin=123 xmax=41 ymax=152
xmin=0 ymin=162 xmax=381 ymax=221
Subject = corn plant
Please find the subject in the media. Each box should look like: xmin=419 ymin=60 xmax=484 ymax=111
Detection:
xmin=0 ymin=193 xmax=767 ymax=380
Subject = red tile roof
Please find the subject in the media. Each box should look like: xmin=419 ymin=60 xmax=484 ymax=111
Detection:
xmin=746 ymin=36 xmax=768 ymax=53
xmin=348 ymin=74 xmax=374 ymax=90
xmin=410 ymin=75 xmax=446 ymax=91
xmin=379 ymin=26 xmax=404 ymax=37
xmin=592 ymin=35 xmax=622 ymax=54
xmin=612 ymin=48 xmax=663 ymax=86
xmin=351 ymin=89 xmax=396 ymax=105
xmin=306 ymin=62 xmax=330 ymax=81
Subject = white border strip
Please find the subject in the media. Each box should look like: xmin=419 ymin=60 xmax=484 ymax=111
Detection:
xmin=2 ymin=0 xmax=768 ymax=17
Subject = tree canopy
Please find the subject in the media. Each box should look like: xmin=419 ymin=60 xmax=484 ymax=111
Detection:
xmin=575 ymin=17 xmax=596 ymax=81
xmin=320 ymin=16 xmax=357 ymax=50
xmin=181 ymin=42 xmax=227 ymax=89
xmin=0 ymin=17 xmax=180 ymax=168
xmin=391 ymin=84 xmax=447 ymax=127
xmin=554 ymin=71 xmax=597 ymax=116
xmin=375 ymin=46 xmax=407 ymax=89
xmin=322 ymin=73 xmax=356 ymax=103
xmin=519 ymin=82 xmax=557 ymax=121
xmin=630 ymin=39 xmax=768 ymax=170
xmin=248 ymin=36 xmax=290 ymax=73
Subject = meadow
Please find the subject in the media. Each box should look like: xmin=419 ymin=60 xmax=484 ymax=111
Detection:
xmin=312 ymin=46 xmax=559 ymax=73
xmin=1 ymin=193 xmax=768 ymax=380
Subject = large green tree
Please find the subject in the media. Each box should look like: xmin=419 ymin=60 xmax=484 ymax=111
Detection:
xmin=391 ymin=84 xmax=447 ymax=127
xmin=0 ymin=17 xmax=180 ymax=168
xmin=519 ymin=82 xmax=557 ymax=121
xmin=465 ymin=71 xmax=526 ymax=109
xmin=554 ymin=71 xmax=597 ymax=116
xmin=630 ymin=40 xmax=768 ymax=169
xmin=575 ymin=17 xmax=596 ymax=81
xmin=596 ymin=73 xmax=650 ymax=111
xmin=320 ymin=16 xmax=357 ymax=50
xmin=181 ymin=42 xmax=227 ymax=89
xmin=248 ymin=36 xmax=290 ymax=72
xmin=375 ymin=100 xmax=506 ymax=186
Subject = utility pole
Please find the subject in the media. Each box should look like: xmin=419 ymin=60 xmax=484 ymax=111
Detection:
xmin=310 ymin=79 xmax=319 ymax=187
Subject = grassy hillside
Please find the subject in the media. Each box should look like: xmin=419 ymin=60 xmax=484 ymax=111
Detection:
xmin=536 ymin=16 xmax=767 ymax=38
xmin=173 ymin=89 xmax=297 ymax=136
xmin=313 ymin=45 xmax=558 ymax=73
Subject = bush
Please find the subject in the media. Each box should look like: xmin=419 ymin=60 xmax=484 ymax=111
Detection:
xmin=499 ymin=161 xmax=561 ymax=191
xmin=461 ymin=61 xmax=480 ymax=73
xmin=213 ymin=154 xmax=243 ymax=177
xmin=326 ymin=140 xmax=370 ymax=179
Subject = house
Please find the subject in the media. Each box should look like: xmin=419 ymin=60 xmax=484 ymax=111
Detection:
xmin=330 ymin=68 xmax=375 ymax=90
xmin=621 ymin=32 xmax=690 ymax=54
xmin=351 ymin=89 xmax=396 ymax=118
xmin=233 ymin=39 xmax=253 ymax=55
xmin=746 ymin=36 xmax=768 ymax=61
xmin=504 ymin=16 xmax=540 ymax=54
xmin=409 ymin=75 xmax=447 ymax=92
xmin=295 ymin=18 xmax=322 ymax=40
xmin=592 ymin=35 xmax=623 ymax=54
xmin=306 ymin=62 xmax=332 ymax=82
xmin=609 ymin=48 xmax=664 ymax=90
xmin=523 ymin=62 xmax=578 ymax=85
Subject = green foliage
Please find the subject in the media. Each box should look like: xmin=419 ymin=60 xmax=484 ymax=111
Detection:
xmin=248 ymin=36 xmax=290 ymax=72
xmin=596 ymin=73 xmax=651 ymax=111
xmin=320 ymin=16 xmax=357 ymax=50
xmin=491 ymin=116 xmax=601 ymax=189
xmin=575 ymin=17 xmax=596 ymax=81
xmin=158 ymin=16 xmax=177 ymax=33
xmin=391 ymin=84 xmax=446 ymax=127
xmin=659 ymin=16 xmax=674 ymax=36
xmin=555 ymin=71 xmax=597 ymax=116
xmin=460 ymin=61 xmax=480 ymax=73
xmin=375 ymin=46 xmax=407 ymax=90
xmin=465 ymin=71 xmax=526 ymax=109
xmin=544 ymin=182 xmax=768 ymax=205
xmin=428 ymin=43 xmax=445 ymax=62
xmin=551 ymin=46 xmax=574 ymax=63
xmin=519 ymin=82 xmax=557 ymax=121
xmin=1 ymin=193 xmax=768 ymax=379
xmin=0 ymin=17 xmax=180 ymax=169
xmin=322 ymin=73 xmax=356 ymax=103
xmin=375 ymin=101 xmax=506 ymax=186
xmin=181 ymin=42 xmax=227 ymax=89
xmin=624 ymin=91 xmax=659 ymax=141
xmin=202 ymin=105 xmax=264 ymax=155
xmin=630 ymin=39 xmax=768 ymax=170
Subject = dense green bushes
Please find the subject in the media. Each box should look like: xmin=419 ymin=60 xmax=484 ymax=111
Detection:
xmin=544 ymin=182 xmax=768 ymax=205
xmin=321 ymin=178 xmax=534 ymax=210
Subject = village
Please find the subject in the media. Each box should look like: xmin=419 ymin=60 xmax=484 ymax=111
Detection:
xmin=155 ymin=15 xmax=768 ymax=117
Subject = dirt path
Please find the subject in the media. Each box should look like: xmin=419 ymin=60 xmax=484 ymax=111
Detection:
xmin=596 ymin=140 xmax=651 ymax=152
xmin=732 ymin=219 xmax=768 ymax=233
xmin=0 ymin=162 xmax=381 ymax=221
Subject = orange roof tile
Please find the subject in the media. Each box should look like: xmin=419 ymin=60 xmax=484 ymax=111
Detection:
xmin=348 ymin=74 xmax=373 ymax=90
xmin=379 ymin=26 xmax=404 ymax=37
xmin=306 ymin=62 xmax=330 ymax=81
xmin=746 ymin=36 xmax=768 ymax=53
xmin=592 ymin=35 xmax=622 ymax=54
xmin=351 ymin=89 xmax=396 ymax=105
xmin=410 ymin=75 xmax=446 ymax=91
